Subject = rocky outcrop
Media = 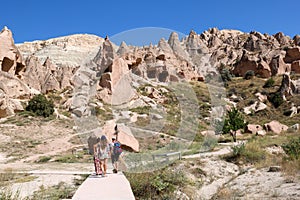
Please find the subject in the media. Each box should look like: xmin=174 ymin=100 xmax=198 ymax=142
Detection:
xmin=168 ymin=32 xmax=189 ymax=59
xmin=274 ymin=32 xmax=291 ymax=46
xmin=284 ymin=47 xmax=300 ymax=63
xmin=0 ymin=26 xmax=25 ymax=76
xmin=246 ymin=124 xmax=263 ymax=134
xmin=22 ymin=55 xmax=61 ymax=93
xmin=264 ymin=120 xmax=288 ymax=134
xmin=117 ymin=41 xmax=130 ymax=56
xmin=71 ymin=38 xmax=116 ymax=117
xmin=279 ymin=73 xmax=297 ymax=99
xmin=0 ymin=71 xmax=34 ymax=117
xmin=291 ymin=60 xmax=300 ymax=73
xmin=294 ymin=35 xmax=300 ymax=46
xmin=269 ymin=54 xmax=291 ymax=76
xmin=16 ymin=34 xmax=105 ymax=68
xmin=101 ymin=121 xmax=139 ymax=152
xmin=233 ymin=51 xmax=271 ymax=78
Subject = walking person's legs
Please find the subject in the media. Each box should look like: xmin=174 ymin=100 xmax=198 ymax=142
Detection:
xmin=114 ymin=154 xmax=120 ymax=173
xmin=111 ymin=155 xmax=116 ymax=173
xmin=102 ymin=158 xmax=108 ymax=177
xmin=99 ymin=160 xmax=104 ymax=175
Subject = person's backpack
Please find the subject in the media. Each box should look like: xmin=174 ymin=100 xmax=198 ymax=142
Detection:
xmin=113 ymin=141 xmax=122 ymax=155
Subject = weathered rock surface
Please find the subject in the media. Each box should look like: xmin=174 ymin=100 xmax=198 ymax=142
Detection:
xmin=243 ymin=101 xmax=267 ymax=115
xmin=16 ymin=34 xmax=105 ymax=67
xmin=0 ymin=71 xmax=33 ymax=118
xmin=0 ymin=27 xmax=25 ymax=76
xmin=246 ymin=124 xmax=263 ymax=134
xmin=264 ymin=120 xmax=288 ymax=134
xmin=224 ymin=168 xmax=300 ymax=199
xmin=101 ymin=120 xmax=139 ymax=152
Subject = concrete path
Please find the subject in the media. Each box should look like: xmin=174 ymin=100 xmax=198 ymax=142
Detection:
xmin=72 ymin=171 xmax=135 ymax=200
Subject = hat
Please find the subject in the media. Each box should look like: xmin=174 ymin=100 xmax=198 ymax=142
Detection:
xmin=100 ymin=135 xmax=107 ymax=141
xmin=112 ymin=136 xmax=116 ymax=140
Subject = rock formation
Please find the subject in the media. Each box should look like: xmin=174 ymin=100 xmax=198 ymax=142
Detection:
xmin=2 ymin=25 xmax=300 ymax=120
xmin=16 ymin=34 xmax=105 ymax=67
xmin=264 ymin=120 xmax=288 ymax=134
xmin=0 ymin=26 xmax=25 ymax=76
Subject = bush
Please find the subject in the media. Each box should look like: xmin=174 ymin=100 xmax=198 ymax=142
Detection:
xmin=220 ymin=68 xmax=233 ymax=86
xmin=26 ymin=94 xmax=54 ymax=117
xmin=125 ymin=168 xmax=187 ymax=199
xmin=226 ymin=140 xmax=266 ymax=164
xmin=223 ymin=107 xmax=248 ymax=142
xmin=268 ymin=92 xmax=284 ymax=108
xmin=263 ymin=77 xmax=275 ymax=88
xmin=282 ymin=137 xmax=300 ymax=160
xmin=244 ymin=70 xmax=255 ymax=80
xmin=232 ymin=143 xmax=246 ymax=157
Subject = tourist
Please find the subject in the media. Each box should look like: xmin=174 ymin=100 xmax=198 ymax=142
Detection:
xmin=93 ymin=137 xmax=102 ymax=175
xmin=95 ymin=135 xmax=110 ymax=177
xmin=110 ymin=136 xmax=122 ymax=173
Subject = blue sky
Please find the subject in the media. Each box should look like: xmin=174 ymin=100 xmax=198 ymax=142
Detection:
xmin=1 ymin=0 xmax=299 ymax=46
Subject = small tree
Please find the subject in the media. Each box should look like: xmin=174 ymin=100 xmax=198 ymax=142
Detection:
xmin=26 ymin=94 xmax=54 ymax=117
xmin=223 ymin=107 xmax=247 ymax=142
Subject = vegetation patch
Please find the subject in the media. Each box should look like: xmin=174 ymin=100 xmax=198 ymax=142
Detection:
xmin=26 ymin=94 xmax=54 ymax=117
xmin=224 ymin=139 xmax=266 ymax=164
xmin=125 ymin=167 xmax=188 ymax=200
xmin=282 ymin=136 xmax=300 ymax=160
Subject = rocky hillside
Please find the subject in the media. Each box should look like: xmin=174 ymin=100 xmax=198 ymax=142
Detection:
xmin=16 ymin=33 xmax=104 ymax=67
xmin=1 ymin=25 xmax=300 ymax=146
xmin=1 ymin=26 xmax=300 ymax=199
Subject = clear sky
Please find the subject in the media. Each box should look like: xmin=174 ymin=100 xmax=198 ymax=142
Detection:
xmin=1 ymin=0 xmax=299 ymax=46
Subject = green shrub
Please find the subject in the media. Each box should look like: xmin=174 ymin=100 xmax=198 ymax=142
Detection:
xmin=26 ymin=94 xmax=54 ymax=117
xmin=232 ymin=143 xmax=246 ymax=157
xmin=244 ymin=70 xmax=255 ymax=80
xmin=223 ymin=107 xmax=248 ymax=142
xmin=263 ymin=77 xmax=275 ymax=88
xmin=268 ymin=92 xmax=284 ymax=108
xmin=226 ymin=140 xmax=266 ymax=164
xmin=282 ymin=137 xmax=300 ymax=160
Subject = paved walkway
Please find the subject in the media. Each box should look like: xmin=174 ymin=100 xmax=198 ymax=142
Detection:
xmin=72 ymin=171 xmax=135 ymax=200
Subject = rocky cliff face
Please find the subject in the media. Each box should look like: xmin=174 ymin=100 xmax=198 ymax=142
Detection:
xmin=1 ymin=26 xmax=300 ymax=119
xmin=16 ymin=34 xmax=104 ymax=67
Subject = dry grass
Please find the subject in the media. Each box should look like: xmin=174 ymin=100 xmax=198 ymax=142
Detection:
xmin=281 ymin=159 xmax=300 ymax=177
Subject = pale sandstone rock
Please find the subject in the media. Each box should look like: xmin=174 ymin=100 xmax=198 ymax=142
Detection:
xmin=274 ymin=32 xmax=291 ymax=46
xmin=168 ymin=32 xmax=189 ymax=60
xmin=264 ymin=120 xmax=288 ymax=134
xmin=17 ymin=34 xmax=104 ymax=67
xmin=255 ymin=92 xmax=268 ymax=102
xmin=101 ymin=120 xmax=139 ymax=152
xmin=117 ymin=41 xmax=130 ymax=56
xmin=0 ymin=27 xmax=25 ymax=76
xmin=246 ymin=124 xmax=263 ymax=134
xmin=243 ymin=101 xmax=267 ymax=115
xmin=256 ymin=130 xmax=266 ymax=136
xmin=269 ymin=54 xmax=291 ymax=76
